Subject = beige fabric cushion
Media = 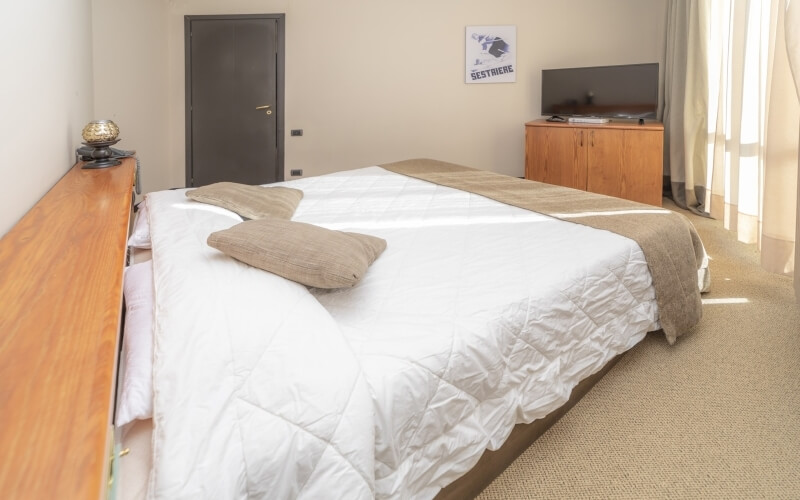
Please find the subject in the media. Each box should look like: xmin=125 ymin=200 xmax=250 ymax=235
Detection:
xmin=207 ymin=219 xmax=387 ymax=288
xmin=186 ymin=182 xmax=303 ymax=220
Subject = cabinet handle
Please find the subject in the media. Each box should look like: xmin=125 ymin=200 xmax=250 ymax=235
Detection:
xmin=109 ymin=447 xmax=130 ymax=462
xmin=579 ymin=131 xmax=583 ymax=147
xmin=591 ymin=131 xmax=595 ymax=147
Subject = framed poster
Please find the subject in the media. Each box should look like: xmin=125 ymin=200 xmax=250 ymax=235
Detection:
xmin=465 ymin=25 xmax=516 ymax=84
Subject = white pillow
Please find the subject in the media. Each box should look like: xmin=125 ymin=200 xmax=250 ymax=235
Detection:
xmin=127 ymin=200 xmax=151 ymax=249
xmin=116 ymin=260 xmax=154 ymax=427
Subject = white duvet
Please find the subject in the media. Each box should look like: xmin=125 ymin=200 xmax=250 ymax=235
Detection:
xmin=146 ymin=167 xmax=659 ymax=499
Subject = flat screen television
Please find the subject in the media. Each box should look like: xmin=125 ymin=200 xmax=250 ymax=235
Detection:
xmin=541 ymin=63 xmax=659 ymax=119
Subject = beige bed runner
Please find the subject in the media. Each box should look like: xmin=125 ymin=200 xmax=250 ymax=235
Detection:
xmin=381 ymin=159 xmax=704 ymax=344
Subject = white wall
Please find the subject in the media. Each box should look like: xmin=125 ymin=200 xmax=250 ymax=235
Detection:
xmin=0 ymin=0 xmax=95 ymax=237
xmin=92 ymin=0 xmax=170 ymax=199
xmin=93 ymin=0 xmax=667 ymax=194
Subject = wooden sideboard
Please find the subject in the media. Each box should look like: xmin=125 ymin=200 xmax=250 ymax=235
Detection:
xmin=0 ymin=158 xmax=135 ymax=499
xmin=525 ymin=119 xmax=664 ymax=206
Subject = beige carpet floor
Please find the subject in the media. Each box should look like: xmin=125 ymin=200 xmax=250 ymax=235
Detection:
xmin=478 ymin=199 xmax=800 ymax=499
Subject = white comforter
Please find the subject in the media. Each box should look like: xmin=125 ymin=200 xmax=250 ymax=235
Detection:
xmin=146 ymin=167 xmax=659 ymax=499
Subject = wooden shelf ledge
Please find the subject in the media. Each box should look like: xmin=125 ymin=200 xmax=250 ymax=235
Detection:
xmin=0 ymin=158 xmax=135 ymax=499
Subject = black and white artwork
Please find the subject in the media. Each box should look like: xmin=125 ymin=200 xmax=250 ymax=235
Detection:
xmin=465 ymin=25 xmax=516 ymax=84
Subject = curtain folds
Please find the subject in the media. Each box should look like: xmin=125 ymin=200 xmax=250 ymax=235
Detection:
xmin=762 ymin=0 xmax=798 ymax=276
xmin=784 ymin=0 xmax=800 ymax=299
xmin=664 ymin=0 xmax=709 ymax=213
xmin=664 ymin=0 xmax=799 ymax=292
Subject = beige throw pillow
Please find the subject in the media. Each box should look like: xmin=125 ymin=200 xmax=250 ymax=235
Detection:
xmin=186 ymin=182 xmax=303 ymax=220
xmin=207 ymin=219 xmax=387 ymax=289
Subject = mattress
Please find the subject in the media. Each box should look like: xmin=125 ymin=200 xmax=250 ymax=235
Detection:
xmin=138 ymin=166 xmax=660 ymax=499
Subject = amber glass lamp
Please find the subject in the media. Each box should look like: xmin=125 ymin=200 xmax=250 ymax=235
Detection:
xmin=80 ymin=120 xmax=121 ymax=169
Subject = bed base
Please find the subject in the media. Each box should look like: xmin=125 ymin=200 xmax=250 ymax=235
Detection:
xmin=436 ymin=353 xmax=624 ymax=499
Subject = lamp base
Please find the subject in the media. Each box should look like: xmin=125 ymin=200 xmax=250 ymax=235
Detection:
xmin=82 ymin=158 xmax=122 ymax=169
xmin=80 ymin=139 xmax=122 ymax=169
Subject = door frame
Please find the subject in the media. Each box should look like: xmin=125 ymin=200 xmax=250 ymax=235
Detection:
xmin=184 ymin=13 xmax=286 ymax=187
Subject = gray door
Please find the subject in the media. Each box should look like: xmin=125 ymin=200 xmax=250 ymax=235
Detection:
xmin=185 ymin=15 xmax=284 ymax=187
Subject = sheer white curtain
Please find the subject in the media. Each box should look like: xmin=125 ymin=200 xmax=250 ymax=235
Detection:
xmin=665 ymin=0 xmax=799 ymax=293
xmin=785 ymin=0 xmax=800 ymax=299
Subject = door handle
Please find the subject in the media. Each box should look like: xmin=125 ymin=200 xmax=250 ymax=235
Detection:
xmin=256 ymin=105 xmax=273 ymax=115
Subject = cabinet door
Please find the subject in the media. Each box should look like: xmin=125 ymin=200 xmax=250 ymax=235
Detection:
xmin=586 ymin=128 xmax=663 ymax=206
xmin=586 ymin=128 xmax=624 ymax=199
xmin=526 ymin=126 xmax=587 ymax=190
xmin=619 ymin=129 xmax=663 ymax=206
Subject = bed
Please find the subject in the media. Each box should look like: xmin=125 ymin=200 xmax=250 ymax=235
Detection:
xmin=116 ymin=159 xmax=708 ymax=499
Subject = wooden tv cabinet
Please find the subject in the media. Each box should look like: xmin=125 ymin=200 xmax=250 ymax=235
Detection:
xmin=524 ymin=119 xmax=663 ymax=206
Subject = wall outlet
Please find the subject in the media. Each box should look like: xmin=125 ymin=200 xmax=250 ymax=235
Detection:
xmin=290 ymin=129 xmax=303 ymax=136
xmin=290 ymin=169 xmax=303 ymax=176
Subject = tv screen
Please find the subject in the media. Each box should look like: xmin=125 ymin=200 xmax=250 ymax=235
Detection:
xmin=541 ymin=63 xmax=659 ymax=119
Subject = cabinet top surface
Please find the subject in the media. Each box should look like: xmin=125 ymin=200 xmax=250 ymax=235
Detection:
xmin=526 ymin=118 xmax=664 ymax=131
